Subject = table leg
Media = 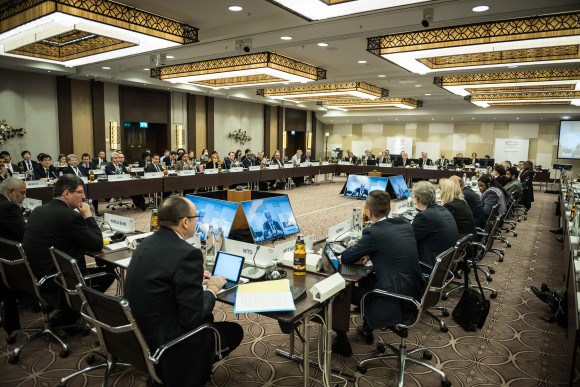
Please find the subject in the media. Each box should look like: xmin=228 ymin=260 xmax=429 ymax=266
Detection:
xmin=324 ymin=300 xmax=333 ymax=384
xmin=303 ymin=313 xmax=310 ymax=387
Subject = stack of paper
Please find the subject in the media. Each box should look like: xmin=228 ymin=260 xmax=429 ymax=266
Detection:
xmin=234 ymin=279 xmax=295 ymax=314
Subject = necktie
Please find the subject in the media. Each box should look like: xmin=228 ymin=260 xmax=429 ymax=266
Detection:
xmin=46 ymin=169 xmax=49 ymax=178
xmin=27 ymin=161 xmax=31 ymax=170
xmin=75 ymin=167 xmax=81 ymax=177
xmin=156 ymin=164 xmax=160 ymax=172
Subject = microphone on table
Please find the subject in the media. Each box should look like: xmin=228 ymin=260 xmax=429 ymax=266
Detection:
xmin=241 ymin=246 xmax=266 ymax=280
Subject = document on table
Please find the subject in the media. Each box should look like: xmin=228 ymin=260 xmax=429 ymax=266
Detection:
xmin=103 ymin=242 xmax=127 ymax=251
xmin=234 ymin=279 xmax=295 ymax=314
xmin=114 ymin=257 xmax=132 ymax=268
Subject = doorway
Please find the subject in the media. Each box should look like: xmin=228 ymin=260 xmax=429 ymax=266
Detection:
xmin=285 ymin=131 xmax=305 ymax=159
xmin=122 ymin=122 xmax=167 ymax=163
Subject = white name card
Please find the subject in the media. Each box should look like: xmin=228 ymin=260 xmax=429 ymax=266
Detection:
xmin=229 ymin=167 xmax=243 ymax=173
xmin=131 ymin=167 xmax=144 ymax=172
xmin=178 ymin=170 xmax=196 ymax=176
xmin=322 ymin=162 xmax=329 ymax=166
xmin=249 ymin=166 xmax=261 ymax=171
xmin=143 ymin=172 xmax=163 ymax=179
xmin=284 ymin=163 xmax=294 ymax=168
xmin=338 ymin=161 xmax=351 ymax=165
xmin=91 ymin=169 xmax=106 ymax=175
xmin=327 ymin=219 xmax=351 ymax=242
xmin=104 ymin=213 xmax=135 ymax=233
xmin=268 ymin=164 xmax=279 ymax=169
xmin=301 ymin=162 xmax=311 ymax=167
xmin=80 ymin=176 xmax=89 ymax=184
xmin=379 ymin=163 xmax=391 ymax=167
xmin=23 ymin=198 xmax=42 ymax=211
xmin=423 ymin=165 xmax=437 ymax=170
xmin=205 ymin=168 xmax=218 ymax=174
xmin=223 ymin=239 xmax=257 ymax=262
xmin=108 ymin=174 xmax=131 ymax=181
xmin=26 ymin=180 xmax=48 ymax=188
xmin=13 ymin=173 xmax=25 ymax=179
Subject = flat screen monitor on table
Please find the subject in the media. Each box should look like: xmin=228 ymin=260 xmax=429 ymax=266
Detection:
xmin=241 ymin=196 xmax=300 ymax=243
xmin=388 ymin=175 xmax=410 ymax=199
xmin=185 ymin=195 xmax=239 ymax=241
xmin=343 ymin=174 xmax=389 ymax=199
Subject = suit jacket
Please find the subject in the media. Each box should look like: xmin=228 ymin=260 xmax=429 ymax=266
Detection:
xmin=224 ymin=158 xmax=238 ymax=169
xmin=395 ymin=158 xmax=411 ymax=167
xmin=300 ymin=155 xmax=312 ymax=163
xmin=495 ymin=175 xmax=510 ymax=187
xmin=79 ymin=161 xmax=96 ymax=170
xmin=504 ymin=179 xmax=523 ymax=199
xmin=92 ymin=157 xmax=107 ymax=168
xmin=412 ymin=203 xmax=459 ymax=267
xmin=443 ymin=198 xmax=476 ymax=238
xmin=138 ymin=159 xmax=149 ymax=168
xmin=481 ymin=187 xmax=507 ymax=217
xmin=104 ymin=162 xmax=128 ymax=175
xmin=61 ymin=165 xmax=88 ymax=177
xmin=262 ymin=220 xmax=283 ymax=238
xmin=0 ymin=168 xmax=12 ymax=183
xmin=22 ymin=199 xmax=102 ymax=308
xmin=0 ymin=194 xmax=25 ymax=242
xmin=520 ymin=169 xmax=535 ymax=207
xmin=344 ymin=156 xmax=358 ymax=164
xmin=205 ymin=161 xmax=220 ymax=169
xmin=462 ymin=187 xmax=486 ymax=229
xmin=145 ymin=163 xmax=164 ymax=173
xmin=164 ymin=158 xmax=177 ymax=169
xmin=418 ymin=158 xmax=433 ymax=168
xmin=376 ymin=156 xmax=390 ymax=164
xmin=435 ymin=158 xmax=449 ymax=167
xmin=271 ymin=159 xmax=283 ymax=168
xmin=341 ymin=218 xmax=424 ymax=329
xmin=124 ymin=227 xmax=216 ymax=381
xmin=33 ymin=165 xmax=58 ymax=180
xmin=174 ymin=160 xmax=194 ymax=171
xmin=18 ymin=160 xmax=38 ymax=172
xmin=241 ymin=156 xmax=254 ymax=168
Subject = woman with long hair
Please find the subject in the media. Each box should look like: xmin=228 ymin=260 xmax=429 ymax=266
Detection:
xmin=478 ymin=174 xmax=508 ymax=218
xmin=440 ymin=178 xmax=476 ymax=238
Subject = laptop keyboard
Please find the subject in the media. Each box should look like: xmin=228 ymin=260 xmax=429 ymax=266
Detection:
xmin=340 ymin=264 xmax=367 ymax=276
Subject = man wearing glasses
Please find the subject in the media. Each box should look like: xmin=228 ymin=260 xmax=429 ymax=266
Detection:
xmin=22 ymin=174 xmax=115 ymax=325
xmin=125 ymin=196 xmax=243 ymax=386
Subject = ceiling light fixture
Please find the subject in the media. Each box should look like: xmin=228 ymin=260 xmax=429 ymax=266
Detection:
xmin=318 ymin=98 xmax=421 ymax=111
xmin=166 ymin=55 xmax=175 ymax=59
xmin=472 ymin=5 xmax=490 ymax=12
xmin=317 ymin=42 xmax=328 ymax=47
xmin=466 ymin=91 xmax=580 ymax=107
xmin=152 ymin=51 xmax=326 ymax=89
xmin=0 ymin=0 xmax=198 ymax=67
xmin=257 ymin=82 xmax=388 ymax=102
xmin=228 ymin=5 xmax=243 ymax=11
xmin=281 ymin=36 xmax=293 ymax=40
xmin=367 ymin=12 xmax=580 ymax=74
xmin=268 ymin=0 xmax=430 ymax=21
xmin=358 ymin=60 xmax=367 ymax=64
xmin=102 ymin=66 xmax=111 ymax=69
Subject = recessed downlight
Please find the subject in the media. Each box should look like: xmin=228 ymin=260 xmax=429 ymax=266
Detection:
xmin=317 ymin=42 xmax=328 ymax=47
xmin=472 ymin=5 xmax=490 ymax=12
xmin=425 ymin=93 xmax=431 ymax=96
xmin=228 ymin=5 xmax=243 ymax=11
xmin=166 ymin=55 xmax=175 ymax=59
xmin=377 ymin=74 xmax=386 ymax=78
xmin=358 ymin=60 xmax=367 ymax=64
xmin=281 ymin=36 xmax=293 ymax=40
xmin=102 ymin=66 xmax=111 ymax=70
xmin=563 ymin=116 xmax=571 ymax=119
xmin=144 ymin=68 xmax=150 ymax=71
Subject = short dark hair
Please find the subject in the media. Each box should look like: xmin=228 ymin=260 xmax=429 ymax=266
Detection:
xmin=170 ymin=151 xmax=177 ymax=156
xmin=158 ymin=196 xmax=192 ymax=228
xmin=494 ymin=164 xmax=506 ymax=176
xmin=21 ymin=150 xmax=30 ymax=158
xmin=245 ymin=148 xmax=251 ymax=154
xmin=39 ymin=154 xmax=51 ymax=161
xmin=152 ymin=153 xmax=160 ymax=159
xmin=53 ymin=174 xmax=84 ymax=197
xmin=0 ymin=151 xmax=10 ymax=158
xmin=141 ymin=151 xmax=151 ymax=159
xmin=507 ymin=167 xmax=519 ymax=178
xmin=81 ymin=153 xmax=90 ymax=159
xmin=365 ymin=190 xmax=390 ymax=218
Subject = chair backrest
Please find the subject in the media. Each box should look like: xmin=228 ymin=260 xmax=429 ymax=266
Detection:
xmin=0 ymin=237 xmax=46 ymax=304
xmin=480 ymin=203 xmax=500 ymax=246
xmin=50 ymin=247 xmax=86 ymax=312
xmin=77 ymin=284 xmax=156 ymax=379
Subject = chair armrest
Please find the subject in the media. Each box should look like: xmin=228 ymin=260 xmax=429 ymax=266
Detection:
xmin=359 ymin=289 xmax=420 ymax=319
xmin=79 ymin=300 xmax=133 ymax=333
xmin=37 ymin=273 xmax=59 ymax=287
xmin=83 ymin=271 xmax=117 ymax=282
xmin=151 ymin=323 xmax=224 ymax=363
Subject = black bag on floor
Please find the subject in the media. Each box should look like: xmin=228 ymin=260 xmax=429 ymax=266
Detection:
xmin=452 ymin=262 xmax=490 ymax=332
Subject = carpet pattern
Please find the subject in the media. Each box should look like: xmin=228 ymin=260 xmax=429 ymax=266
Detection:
xmin=0 ymin=179 xmax=576 ymax=386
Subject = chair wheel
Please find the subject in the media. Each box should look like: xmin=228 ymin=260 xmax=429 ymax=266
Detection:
xmin=490 ymin=293 xmax=498 ymax=299
xmin=59 ymin=350 xmax=69 ymax=358
xmin=57 ymin=383 xmax=66 ymax=387
xmin=422 ymin=351 xmax=432 ymax=360
xmin=513 ymin=232 xmax=517 ymax=237
xmin=86 ymin=355 xmax=97 ymax=365
xmin=506 ymin=243 xmax=511 ymax=248
xmin=8 ymin=354 xmax=19 ymax=364
xmin=489 ymin=269 xmax=495 ymax=274
xmin=357 ymin=365 xmax=367 ymax=374
xmin=377 ymin=343 xmax=386 ymax=353
xmin=442 ymin=380 xmax=451 ymax=387
xmin=441 ymin=295 xmax=448 ymax=300
xmin=498 ymin=256 xmax=504 ymax=262
xmin=6 ymin=336 xmax=15 ymax=344
xmin=486 ymin=277 xmax=492 ymax=282
xmin=112 ymin=208 xmax=115 ymax=211
xmin=442 ymin=310 xmax=450 ymax=317
xmin=441 ymin=326 xmax=449 ymax=333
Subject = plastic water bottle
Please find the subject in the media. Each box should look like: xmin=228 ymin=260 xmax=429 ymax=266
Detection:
xmin=206 ymin=225 xmax=216 ymax=265
xmin=215 ymin=226 xmax=224 ymax=253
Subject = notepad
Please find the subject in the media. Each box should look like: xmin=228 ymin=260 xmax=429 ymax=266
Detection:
xmin=115 ymin=257 xmax=132 ymax=268
xmin=234 ymin=279 xmax=295 ymax=314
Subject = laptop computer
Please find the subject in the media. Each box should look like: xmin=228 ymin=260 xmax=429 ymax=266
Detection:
xmin=212 ymin=251 xmax=245 ymax=289
xmin=323 ymin=244 xmax=368 ymax=277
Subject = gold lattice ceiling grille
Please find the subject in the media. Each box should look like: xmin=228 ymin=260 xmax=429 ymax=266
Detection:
xmin=0 ymin=0 xmax=198 ymax=66
xmin=151 ymin=52 xmax=326 ymax=89
xmin=367 ymin=12 xmax=580 ymax=74
xmin=465 ymin=91 xmax=580 ymax=108
xmin=318 ymin=98 xmax=420 ymax=111
xmin=256 ymin=82 xmax=388 ymax=102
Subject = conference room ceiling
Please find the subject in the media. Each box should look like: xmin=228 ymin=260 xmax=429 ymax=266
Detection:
xmin=1 ymin=0 xmax=579 ymax=124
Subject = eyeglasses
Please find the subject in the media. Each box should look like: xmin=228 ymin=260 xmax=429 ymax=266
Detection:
xmin=180 ymin=215 xmax=201 ymax=220
xmin=71 ymin=190 xmax=85 ymax=195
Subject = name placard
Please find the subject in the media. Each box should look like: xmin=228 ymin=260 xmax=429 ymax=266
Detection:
xmin=423 ymin=165 xmax=437 ymax=170
xmin=23 ymin=198 xmax=42 ymax=211
xmin=80 ymin=176 xmax=89 ymax=184
xmin=204 ymin=168 xmax=218 ymax=174
xmin=13 ymin=173 xmax=25 ymax=179
xmin=379 ymin=163 xmax=391 ymax=167
xmin=91 ymin=169 xmax=106 ymax=175
xmin=104 ymin=213 xmax=135 ymax=233
xmin=25 ymin=180 xmax=49 ymax=188
xmin=322 ymin=162 xmax=329 ymax=166
xmin=249 ymin=166 xmax=261 ymax=171
xmin=222 ymin=238 xmax=257 ymax=262
xmin=229 ymin=167 xmax=243 ymax=173
xmin=131 ymin=167 xmax=144 ymax=172
xmin=108 ymin=174 xmax=131 ymax=181
xmin=338 ymin=161 xmax=351 ymax=165
xmin=268 ymin=164 xmax=279 ymax=169
xmin=301 ymin=162 xmax=311 ymax=167
xmin=178 ymin=170 xmax=196 ymax=176
xmin=284 ymin=163 xmax=294 ymax=168
xmin=327 ymin=219 xmax=351 ymax=242
xmin=143 ymin=172 xmax=163 ymax=179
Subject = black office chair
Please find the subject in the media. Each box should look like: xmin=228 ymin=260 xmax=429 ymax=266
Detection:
xmin=75 ymin=284 xmax=225 ymax=386
xmin=50 ymin=247 xmax=116 ymax=386
xmin=0 ymin=237 xmax=84 ymax=363
xmin=356 ymin=246 xmax=456 ymax=386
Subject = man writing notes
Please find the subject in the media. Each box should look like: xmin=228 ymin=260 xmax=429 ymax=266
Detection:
xmin=332 ymin=190 xmax=424 ymax=356
xmin=125 ymin=196 xmax=243 ymax=386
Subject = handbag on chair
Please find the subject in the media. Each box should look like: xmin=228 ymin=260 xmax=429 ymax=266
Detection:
xmin=452 ymin=259 xmax=490 ymax=332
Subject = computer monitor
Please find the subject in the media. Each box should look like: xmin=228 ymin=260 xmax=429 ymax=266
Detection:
xmin=185 ymin=195 xmax=239 ymax=241
xmin=453 ymin=157 xmax=471 ymax=167
xmin=388 ymin=175 xmax=410 ymax=199
xmin=344 ymin=175 xmax=389 ymax=199
xmin=479 ymin=158 xmax=495 ymax=167
xmin=241 ymin=196 xmax=300 ymax=243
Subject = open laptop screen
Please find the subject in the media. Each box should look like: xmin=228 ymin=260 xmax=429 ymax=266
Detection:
xmin=212 ymin=251 xmax=245 ymax=283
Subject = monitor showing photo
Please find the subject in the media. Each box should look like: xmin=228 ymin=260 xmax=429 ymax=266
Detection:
xmin=185 ymin=195 xmax=239 ymax=241
xmin=344 ymin=175 xmax=389 ymax=199
xmin=241 ymin=196 xmax=300 ymax=243
xmin=388 ymin=175 xmax=410 ymax=199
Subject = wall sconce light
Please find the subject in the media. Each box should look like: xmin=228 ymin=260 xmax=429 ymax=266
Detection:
xmin=175 ymin=124 xmax=184 ymax=148
xmin=283 ymin=130 xmax=287 ymax=150
xmin=109 ymin=121 xmax=119 ymax=149
xmin=307 ymin=132 xmax=312 ymax=149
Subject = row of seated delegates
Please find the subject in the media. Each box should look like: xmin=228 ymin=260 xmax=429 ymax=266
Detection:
xmin=106 ymin=152 xmax=148 ymax=211
xmin=124 ymin=196 xmax=243 ymax=386
xmin=21 ymin=174 xmax=116 ymax=326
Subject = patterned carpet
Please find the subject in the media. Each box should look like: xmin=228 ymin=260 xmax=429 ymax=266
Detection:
xmin=0 ymin=178 xmax=576 ymax=386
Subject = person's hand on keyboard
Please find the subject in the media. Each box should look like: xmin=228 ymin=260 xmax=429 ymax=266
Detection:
xmin=355 ymin=255 xmax=370 ymax=265
xmin=202 ymin=270 xmax=211 ymax=285
xmin=206 ymin=276 xmax=226 ymax=295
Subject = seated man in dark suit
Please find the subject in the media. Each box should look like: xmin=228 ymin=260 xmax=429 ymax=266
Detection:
xmin=0 ymin=154 xmax=13 ymax=183
xmin=333 ymin=190 xmax=424 ymax=356
xmin=145 ymin=154 xmax=165 ymax=173
xmin=435 ymin=152 xmax=449 ymax=168
xmin=0 ymin=177 xmax=27 ymax=334
xmin=105 ymin=152 xmax=147 ymax=211
xmin=418 ymin=152 xmax=433 ymax=168
xmin=224 ymin=152 xmax=239 ymax=169
xmin=394 ymin=152 xmax=411 ymax=167
xmin=450 ymin=175 xmax=486 ymax=229
xmin=33 ymin=153 xmax=58 ymax=182
xmin=262 ymin=210 xmax=283 ymax=239
xmin=18 ymin=150 xmax=38 ymax=173
xmin=79 ymin=153 xmax=96 ymax=171
xmin=241 ymin=149 xmax=255 ymax=168
xmin=0 ymin=151 xmax=18 ymax=174
xmin=22 ymin=174 xmax=114 ymax=323
xmin=92 ymin=150 xmax=107 ymax=169
xmin=61 ymin=154 xmax=88 ymax=178
xmin=353 ymin=183 xmax=369 ymax=198
xmin=163 ymin=151 xmax=178 ymax=169
xmin=411 ymin=181 xmax=458 ymax=267
xmin=125 ymin=196 xmax=243 ymax=386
